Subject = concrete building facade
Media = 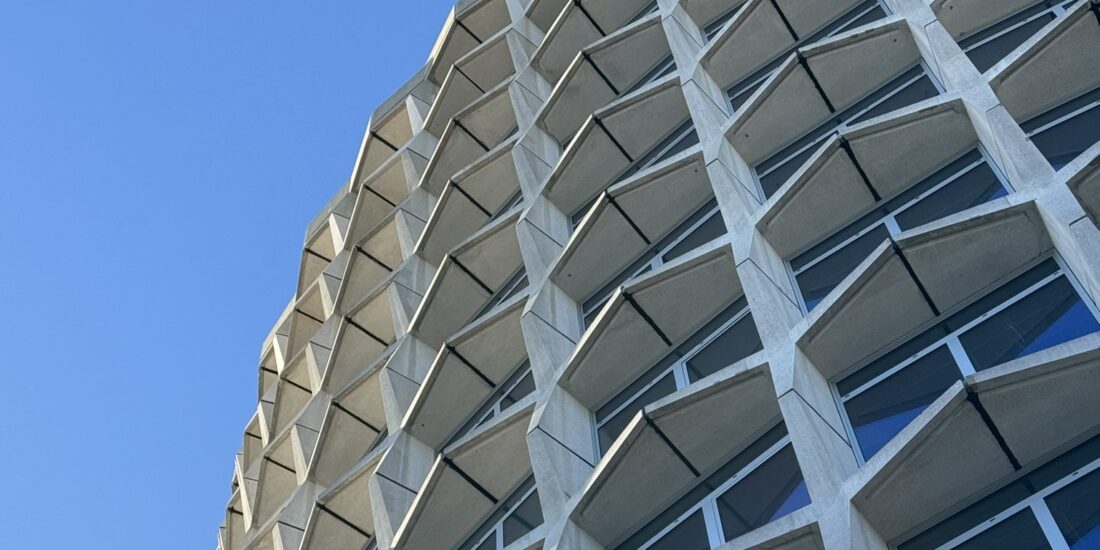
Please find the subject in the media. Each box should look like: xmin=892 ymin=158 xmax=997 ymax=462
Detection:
xmin=216 ymin=0 xmax=1100 ymax=548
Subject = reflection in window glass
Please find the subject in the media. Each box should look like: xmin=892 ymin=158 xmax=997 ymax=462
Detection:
xmin=645 ymin=510 xmax=711 ymax=550
xmin=960 ymin=277 xmax=1100 ymax=371
xmin=843 ymin=346 xmax=961 ymax=460
xmin=953 ymin=510 xmax=1051 ymax=550
xmin=460 ymin=478 xmax=543 ymax=550
xmin=1022 ymin=87 xmax=1100 ymax=170
xmin=900 ymin=435 xmax=1100 ymax=549
xmin=959 ymin=0 xmax=1072 ymax=73
xmin=716 ymin=445 xmax=810 ymax=541
xmin=837 ymin=258 xmax=1099 ymax=461
xmin=1047 ymin=468 xmax=1100 ymax=548
xmin=617 ymin=425 xmax=809 ymax=550
xmin=791 ymin=150 xmax=1008 ymax=311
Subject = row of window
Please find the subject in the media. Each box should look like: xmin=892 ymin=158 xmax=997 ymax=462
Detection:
xmin=580 ymin=200 xmax=725 ymax=327
xmin=594 ymin=297 xmax=762 ymax=454
xmin=900 ymin=433 xmax=1100 ymax=549
xmin=617 ymin=423 xmax=810 ymax=549
xmin=726 ymin=1 xmax=889 ymax=114
xmin=958 ymin=0 xmax=1075 ymax=73
xmin=790 ymin=148 xmax=1010 ymax=311
xmin=569 ymin=120 xmax=700 ymax=229
xmin=755 ymin=63 xmax=942 ymax=199
xmin=460 ymin=476 xmax=544 ymax=550
xmin=838 ymin=256 xmax=1100 ymax=461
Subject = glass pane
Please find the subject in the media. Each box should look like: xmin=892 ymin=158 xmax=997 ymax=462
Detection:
xmin=1046 ymin=468 xmax=1100 ymax=548
xmin=960 ymin=276 xmax=1100 ymax=371
xmin=716 ymin=444 xmax=811 ymax=541
xmin=844 ymin=346 xmax=962 ymax=460
xmin=704 ymin=4 xmax=742 ymax=41
xmin=837 ymin=323 xmax=952 ymax=395
xmin=502 ymin=490 xmax=544 ymax=545
xmin=730 ymin=77 xmax=768 ymax=113
xmin=943 ymin=258 xmax=1061 ymax=333
xmin=894 ymin=162 xmax=1007 ymax=231
xmin=953 ymin=509 xmax=1051 ymax=550
xmin=501 ymin=371 xmax=535 ymax=410
xmin=850 ymin=75 xmax=939 ymax=125
xmin=625 ymin=55 xmax=677 ymax=96
xmin=640 ymin=510 xmax=710 ymax=550
xmin=1030 ymin=102 xmax=1100 ymax=170
xmin=758 ymin=141 xmax=822 ymax=199
xmin=597 ymin=372 xmax=678 ymax=454
xmin=795 ymin=224 xmax=891 ymax=311
xmin=965 ymin=13 xmax=1055 ymax=73
xmin=685 ymin=313 xmax=763 ymax=382
xmin=898 ymin=480 xmax=1034 ymax=550
xmin=661 ymin=212 xmax=726 ymax=263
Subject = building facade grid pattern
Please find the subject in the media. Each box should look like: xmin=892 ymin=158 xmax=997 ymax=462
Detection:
xmin=216 ymin=0 xmax=1100 ymax=549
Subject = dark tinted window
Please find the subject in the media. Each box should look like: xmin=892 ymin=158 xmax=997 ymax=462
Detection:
xmin=843 ymin=346 xmax=961 ymax=460
xmin=959 ymin=276 xmax=1100 ymax=371
xmin=685 ymin=313 xmax=763 ymax=382
xmin=596 ymin=372 xmax=678 ymax=454
xmin=1047 ymin=468 xmax=1100 ymax=548
xmin=794 ymin=224 xmax=890 ymax=311
xmin=502 ymin=490 xmax=544 ymax=545
xmin=716 ymin=444 xmax=810 ymax=541
xmin=953 ymin=510 xmax=1051 ymax=550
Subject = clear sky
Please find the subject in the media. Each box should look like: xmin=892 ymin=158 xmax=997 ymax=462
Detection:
xmin=0 ymin=2 xmax=456 ymax=548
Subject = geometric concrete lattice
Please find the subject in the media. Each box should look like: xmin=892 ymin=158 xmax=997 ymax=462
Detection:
xmin=217 ymin=1 xmax=1100 ymax=549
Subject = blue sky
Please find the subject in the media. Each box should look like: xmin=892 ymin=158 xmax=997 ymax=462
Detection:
xmin=0 ymin=2 xmax=455 ymax=548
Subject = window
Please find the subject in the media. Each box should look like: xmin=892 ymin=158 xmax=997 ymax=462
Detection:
xmin=615 ymin=424 xmax=810 ymax=549
xmin=899 ymin=434 xmax=1100 ymax=549
xmin=449 ymin=361 xmax=535 ymax=445
xmin=958 ymin=0 xmax=1074 ymax=73
xmin=560 ymin=51 xmax=677 ymax=152
xmin=487 ymin=189 xmax=523 ymax=223
xmin=1021 ymin=87 xmax=1100 ymax=170
xmin=755 ymin=64 xmax=942 ymax=199
xmin=581 ymin=201 xmax=726 ymax=327
xmin=789 ymin=149 xmax=1010 ymax=312
xmin=628 ymin=0 xmax=661 ymax=26
xmin=594 ymin=298 xmax=761 ymax=455
xmin=727 ymin=1 xmax=889 ymax=113
xmin=623 ymin=54 xmax=677 ymax=97
xmin=570 ymin=121 xmax=701 ymax=229
xmin=473 ymin=268 xmax=529 ymax=321
xmin=702 ymin=2 xmax=747 ymax=42
xmin=835 ymin=257 xmax=1100 ymax=461
xmin=460 ymin=476 xmax=544 ymax=550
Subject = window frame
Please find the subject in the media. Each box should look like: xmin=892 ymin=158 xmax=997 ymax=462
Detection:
xmin=592 ymin=297 xmax=755 ymax=457
xmin=569 ymin=120 xmax=700 ymax=230
xmin=448 ymin=360 xmax=535 ymax=447
xmin=579 ymin=200 xmax=724 ymax=329
xmin=1021 ymin=86 xmax=1100 ymax=170
xmin=459 ymin=476 xmax=542 ymax=550
xmin=957 ymin=0 xmax=1073 ymax=73
xmin=725 ymin=0 xmax=890 ymax=113
xmin=753 ymin=62 xmax=945 ymax=201
xmin=785 ymin=146 xmax=1012 ymax=314
xmin=832 ymin=254 xmax=1100 ymax=464
xmin=899 ymin=442 xmax=1100 ymax=549
xmin=620 ymin=426 xmax=802 ymax=550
